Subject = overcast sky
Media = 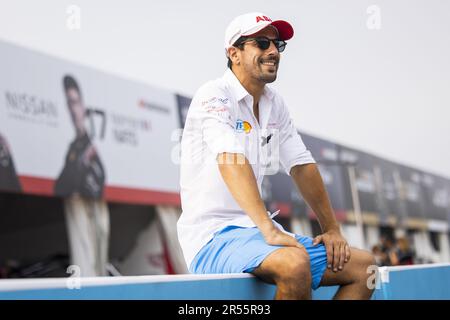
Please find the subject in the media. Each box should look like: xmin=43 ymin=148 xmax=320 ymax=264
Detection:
xmin=1 ymin=0 xmax=449 ymax=178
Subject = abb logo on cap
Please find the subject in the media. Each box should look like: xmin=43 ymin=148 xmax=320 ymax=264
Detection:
xmin=256 ymin=15 xmax=272 ymax=23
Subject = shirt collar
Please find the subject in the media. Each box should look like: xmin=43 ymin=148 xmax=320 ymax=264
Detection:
xmin=223 ymin=69 xmax=248 ymax=102
xmin=263 ymin=85 xmax=275 ymax=100
xmin=222 ymin=68 xmax=275 ymax=102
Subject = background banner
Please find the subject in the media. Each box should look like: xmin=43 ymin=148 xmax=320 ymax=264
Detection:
xmin=0 ymin=41 xmax=181 ymax=204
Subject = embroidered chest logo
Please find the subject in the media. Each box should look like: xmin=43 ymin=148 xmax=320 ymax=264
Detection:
xmin=235 ymin=119 xmax=252 ymax=134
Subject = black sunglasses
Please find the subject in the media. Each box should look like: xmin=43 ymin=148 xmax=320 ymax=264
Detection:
xmin=235 ymin=36 xmax=287 ymax=53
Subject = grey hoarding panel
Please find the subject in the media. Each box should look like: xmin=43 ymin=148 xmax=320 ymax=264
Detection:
xmin=299 ymin=132 xmax=339 ymax=163
xmin=396 ymin=164 xmax=427 ymax=220
xmin=375 ymin=157 xmax=408 ymax=225
xmin=337 ymin=146 xmax=380 ymax=215
xmin=298 ymin=132 xmax=349 ymax=218
xmin=420 ymin=172 xmax=449 ymax=221
xmin=263 ymin=172 xmax=299 ymax=217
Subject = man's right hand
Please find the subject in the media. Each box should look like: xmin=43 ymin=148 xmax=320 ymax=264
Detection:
xmin=263 ymin=227 xmax=304 ymax=250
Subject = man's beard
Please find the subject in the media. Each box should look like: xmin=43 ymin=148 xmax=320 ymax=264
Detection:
xmin=259 ymin=72 xmax=277 ymax=83
xmin=256 ymin=60 xmax=279 ymax=83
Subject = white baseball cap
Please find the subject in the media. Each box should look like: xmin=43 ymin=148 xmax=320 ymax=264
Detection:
xmin=224 ymin=12 xmax=294 ymax=53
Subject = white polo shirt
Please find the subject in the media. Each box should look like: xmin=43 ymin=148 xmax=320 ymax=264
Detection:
xmin=177 ymin=69 xmax=315 ymax=269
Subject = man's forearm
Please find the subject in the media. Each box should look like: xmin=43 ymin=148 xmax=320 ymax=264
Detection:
xmin=290 ymin=163 xmax=340 ymax=232
xmin=217 ymin=152 xmax=275 ymax=235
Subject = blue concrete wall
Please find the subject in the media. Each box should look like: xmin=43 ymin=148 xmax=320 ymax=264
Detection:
xmin=0 ymin=264 xmax=448 ymax=300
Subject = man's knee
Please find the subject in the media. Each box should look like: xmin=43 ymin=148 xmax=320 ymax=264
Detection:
xmin=358 ymin=250 xmax=377 ymax=271
xmin=273 ymin=247 xmax=311 ymax=284
xmin=364 ymin=251 xmax=377 ymax=268
xmin=352 ymin=249 xmax=377 ymax=282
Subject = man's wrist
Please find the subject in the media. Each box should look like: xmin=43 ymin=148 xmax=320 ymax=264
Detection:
xmin=259 ymin=218 xmax=277 ymax=237
xmin=323 ymin=223 xmax=341 ymax=233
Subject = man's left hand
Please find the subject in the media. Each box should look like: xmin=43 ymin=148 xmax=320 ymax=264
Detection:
xmin=313 ymin=229 xmax=351 ymax=272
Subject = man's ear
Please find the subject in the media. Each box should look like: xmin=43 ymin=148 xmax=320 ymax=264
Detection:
xmin=227 ymin=47 xmax=240 ymax=65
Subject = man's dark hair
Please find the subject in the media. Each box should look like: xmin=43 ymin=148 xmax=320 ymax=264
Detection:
xmin=63 ymin=75 xmax=82 ymax=97
xmin=227 ymin=37 xmax=246 ymax=69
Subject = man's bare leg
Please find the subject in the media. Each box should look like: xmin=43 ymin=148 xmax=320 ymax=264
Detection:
xmin=319 ymin=248 xmax=376 ymax=300
xmin=251 ymin=246 xmax=312 ymax=300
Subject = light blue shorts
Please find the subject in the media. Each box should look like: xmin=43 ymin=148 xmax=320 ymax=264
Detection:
xmin=190 ymin=225 xmax=328 ymax=290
